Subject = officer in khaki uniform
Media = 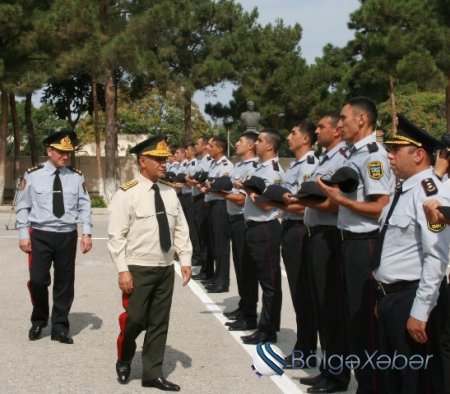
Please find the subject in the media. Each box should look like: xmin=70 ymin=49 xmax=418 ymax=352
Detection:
xmin=108 ymin=137 xmax=192 ymax=391
xmin=16 ymin=130 xmax=92 ymax=344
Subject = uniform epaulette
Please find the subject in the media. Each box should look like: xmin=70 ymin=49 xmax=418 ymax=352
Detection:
xmin=367 ymin=142 xmax=379 ymax=153
xmin=422 ymin=178 xmax=438 ymax=196
xmin=68 ymin=166 xmax=83 ymax=175
xmin=307 ymin=155 xmax=315 ymax=164
xmin=26 ymin=164 xmax=44 ymax=173
xmin=272 ymin=160 xmax=280 ymax=171
xmin=158 ymin=180 xmax=175 ymax=188
xmin=120 ymin=179 xmax=139 ymax=191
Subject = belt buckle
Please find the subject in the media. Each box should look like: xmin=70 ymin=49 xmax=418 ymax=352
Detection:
xmin=377 ymin=282 xmax=387 ymax=296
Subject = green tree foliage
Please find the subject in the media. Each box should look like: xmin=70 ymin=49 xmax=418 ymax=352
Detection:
xmin=345 ymin=0 xmax=446 ymax=101
xmin=378 ymin=92 xmax=446 ymax=139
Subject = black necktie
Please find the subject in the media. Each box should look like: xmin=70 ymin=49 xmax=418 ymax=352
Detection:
xmin=53 ymin=169 xmax=65 ymax=218
xmin=152 ymin=183 xmax=171 ymax=252
xmin=371 ymin=183 xmax=403 ymax=270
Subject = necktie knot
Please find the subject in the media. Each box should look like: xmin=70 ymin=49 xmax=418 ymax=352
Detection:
xmin=152 ymin=183 xmax=159 ymax=191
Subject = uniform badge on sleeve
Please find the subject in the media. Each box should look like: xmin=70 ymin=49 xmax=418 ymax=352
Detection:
xmin=368 ymin=161 xmax=383 ymax=180
xmin=20 ymin=178 xmax=27 ymax=190
xmin=427 ymin=222 xmax=446 ymax=232
xmin=82 ymin=182 xmax=87 ymax=194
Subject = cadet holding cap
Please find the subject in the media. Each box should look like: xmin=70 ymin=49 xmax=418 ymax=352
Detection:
xmin=284 ymin=112 xmax=351 ymax=392
xmin=108 ymin=136 xmax=192 ymax=391
xmin=213 ymin=132 xmax=259 ymax=330
xmin=372 ymin=113 xmax=450 ymax=393
xmin=15 ymin=130 xmax=92 ymax=345
xmin=240 ymin=128 xmax=285 ymax=345
xmin=264 ymin=120 xmax=319 ymax=367
xmin=317 ymin=97 xmax=394 ymax=393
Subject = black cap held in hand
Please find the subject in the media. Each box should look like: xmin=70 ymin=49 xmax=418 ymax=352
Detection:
xmin=208 ymin=176 xmax=233 ymax=192
xmin=255 ymin=184 xmax=290 ymax=204
xmin=321 ymin=167 xmax=359 ymax=193
xmin=243 ymin=176 xmax=266 ymax=195
xmin=293 ymin=181 xmax=327 ymax=201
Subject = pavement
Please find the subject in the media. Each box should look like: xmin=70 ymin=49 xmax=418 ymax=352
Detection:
xmin=0 ymin=212 xmax=359 ymax=393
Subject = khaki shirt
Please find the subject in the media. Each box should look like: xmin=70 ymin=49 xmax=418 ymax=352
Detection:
xmin=108 ymin=173 xmax=192 ymax=272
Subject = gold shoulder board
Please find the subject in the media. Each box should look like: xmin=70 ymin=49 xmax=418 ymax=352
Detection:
xmin=26 ymin=164 xmax=44 ymax=173
xmin=68 ymin=166 xmax=83 ymax=176
xmin=120 ymin=179 xmax=139 ymax=191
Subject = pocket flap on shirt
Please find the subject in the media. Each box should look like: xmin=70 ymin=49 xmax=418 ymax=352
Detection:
xmin=389 ymin=215 xmax=412 ymax=229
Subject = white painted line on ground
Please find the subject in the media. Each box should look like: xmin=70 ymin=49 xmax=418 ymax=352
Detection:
xmin=0 ymin=236 xmax=109 ymax=240
xmin=174 ymin=262 xmax=304 ymax=394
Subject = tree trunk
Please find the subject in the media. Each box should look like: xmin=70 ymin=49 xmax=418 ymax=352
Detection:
xmin=446 ymin=73 xmax=450 ymax=133
xmin=389 ymin=75 xmax=397 ymax=135
xmin=9 ymin=92 xmax=20 ymax=181
xmin=183 ymin=92 xmax=192 ymax=145
xmin=0 ymin=90 xmax=8 ymax=204
xmin=104 ymin=68 xmax=118 ymax=203
xmin=270 ymin=115 xmax=279 ymax=130
xmin=25 ymin=93 xmax=39 ymax=166
xmin=93 ymin=81 xmax=104 ymax=197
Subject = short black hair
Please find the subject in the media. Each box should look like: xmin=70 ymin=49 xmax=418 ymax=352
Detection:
xmin=211 ymin=136 xmax=227 ymax=153
xmin=344 ymin=96 xmax=378 ymax=128
xmin=260 ymin=128 xmax=281 ymax=153
xmin=320 ymin=111 xmax=340 ymax=127
xmin=292 ymin=120 xmax=317 ymax=145
xmin=241 ymin=131 xmax=258 ymax=144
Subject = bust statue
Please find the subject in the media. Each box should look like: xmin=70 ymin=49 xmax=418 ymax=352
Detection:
xmin=240 ymin=100 xmax=261 ymax=132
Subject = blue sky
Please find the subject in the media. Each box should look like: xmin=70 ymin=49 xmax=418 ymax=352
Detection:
xmin=194 ymin=0 xmax=360 ymax=120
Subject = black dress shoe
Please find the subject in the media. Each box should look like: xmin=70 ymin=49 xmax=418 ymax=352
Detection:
xmin=300 ymin=374 xmax=324 ymax=386
xmin=116 ymin=361 xmax=131 ymax=384
xmin=223 ymin=308 xmax=241 ymax=319
xmin=28 ymin=325 xmax=44 ymax=341
xmin=51 ymin=331 xmax=74 ymax=344
xmin=192 ymin=272 xmax=212 ymax=280
xmin=228 ymin=319 xmax=257 ymax=331
xmin=306 ymin=378 xmax=348 ymax=393
xmin=207 ymin=285 xmax=229 ymax=293
xmin=142 ymin=377 xmax=180 ymax=391
xmin=241 ymin=330 xmax=277 ymax=345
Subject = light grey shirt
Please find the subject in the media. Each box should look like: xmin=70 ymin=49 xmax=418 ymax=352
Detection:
xmin=227 ymin=157 xmax=258 ymax=216
xmin=16 ymin=160 xmax=92 ymax=239
xmin=337 ymin=134 xmax=394 ymax=232
xmin=182 ymin=159 xmax=196 ymax=195
xmin=373 ymin=169 xmax=450 ymax=322
xmin=282 ymin=151 xmax=318 ymax=221
xmin=192 ymin=155 xmax=212 ymax=197
xmin=244 ymin=157 xmax=285 ymax=222
xmin=304 ymin=142 xmax=348 ymax=226
xmin=205 ymin=155 xmax=234 ymax=202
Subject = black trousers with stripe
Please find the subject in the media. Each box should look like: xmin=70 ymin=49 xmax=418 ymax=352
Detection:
xmin=308 ymin=227 xmax=350 ymax=384
xmin=208 ymin=200 xmax=231 ymax=287
xmin=28 ymin=228 xmax=77 ymax=333
xmin=281 ymin=220 xmax=317 ymax=355
xmin=230 ymin=214 xmax=258 ymax=320
xmin=245 ymin=219 xmax=282 ymax=334
xmin=117 ymin=265 xmax=174 ymax=381
xmin=342 ymin=236 xmax=383 ymax=393
xmin=378 ymin=280 xmax=448 ymax=394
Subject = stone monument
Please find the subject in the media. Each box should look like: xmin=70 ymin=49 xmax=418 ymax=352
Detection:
xmin=240 ymin=100 xmax=261 ymax=132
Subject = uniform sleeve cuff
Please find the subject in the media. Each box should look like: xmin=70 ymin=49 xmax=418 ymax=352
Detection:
xmin=19 ymin=228 xmax=30 ymax=240
xmin=178 ymin=254 xmax=192 ymax=267
xmin=82 ymin=224 xmax=92 ymax=235
xmin=410 ymin=300 xmax=432 ymax=322
xmin=116 ymin=260 xmax=129 ymax=273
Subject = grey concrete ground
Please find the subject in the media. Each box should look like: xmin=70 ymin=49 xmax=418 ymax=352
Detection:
xmin=0 ymin=211 xmax=357 ymax=394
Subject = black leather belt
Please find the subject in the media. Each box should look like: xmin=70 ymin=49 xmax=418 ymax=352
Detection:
xmin=307 ymin=225 xmax=337 ymax=237
xmin=229 ymin=214 xmax=244 ymax=223
xmin=246 ymin=219 xmax=278 ymax=228
xmin=208 ymin=199 xmax=225 ymax=205
xmin=341 ymin=229 xmax=379 ymax=240
xmin=181 ymin=193 xmax=192 ymax=197
xmin=377 ymin=280 xmax=420 ymax=296
xmin=282 ymin=219 xmax=303 ymax=229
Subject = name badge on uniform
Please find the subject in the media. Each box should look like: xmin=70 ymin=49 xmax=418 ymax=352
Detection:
xmin=368 ymin=161 xmax=383 ymax=180
xmin=427 ymin=222 xmax=446 ymax=233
